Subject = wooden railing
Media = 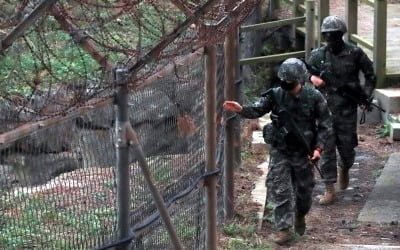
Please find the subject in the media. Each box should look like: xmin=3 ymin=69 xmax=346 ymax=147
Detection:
xmin=240 ymin=0 xmax=399 ymax=88
xmin=345 ymin=0 xmax=386 ymax=87
xmin=239 ymin=0 xmax=315 ymax=64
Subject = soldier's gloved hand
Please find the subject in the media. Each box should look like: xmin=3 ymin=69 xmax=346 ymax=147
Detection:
xmin=310 ymin=75 xmax=325 ymax=88
xmin=223 ymin=100 xmax=242 ymax=113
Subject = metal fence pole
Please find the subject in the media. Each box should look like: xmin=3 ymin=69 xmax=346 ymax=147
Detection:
xmin=115 ymin=68 xmax=131 ymax=250
xmin=115 ymin=69 xmax=183 ymax=250
xmin=115 ymin=67 xmax=184 ymax=250
xmin=205 ymin=45 xmax=218 ymax=250
xmin=305 ymin=0 xmax=315 ymax=60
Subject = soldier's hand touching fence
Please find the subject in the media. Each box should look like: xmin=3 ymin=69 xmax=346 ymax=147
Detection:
xmin=223 ymin=100 xmax=242 ymax=113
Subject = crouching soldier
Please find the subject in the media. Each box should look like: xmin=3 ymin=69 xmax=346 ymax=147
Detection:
xmin=223 ymin=58 xmax=333 ymax=244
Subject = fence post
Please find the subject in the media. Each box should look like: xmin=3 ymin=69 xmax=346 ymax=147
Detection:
xmin=114 ymin=67 xmax=131 ymax=250
xmin=305 ymin=0 xmax=315 ymax=60
xmin=317 ymin=0 xmax=329 ymax=47
xmin=269 ymin=0 xmax=280 ymax=19
xmin=224 ymin=30 xmax=238 ymax=220
xmin=292 ymin=0 xmax=305 ymax=49
xmin=374 ymin=0 xmax=387 ymax=88
xmin=204 ymin=45 xmax=218 ymax=250
xmin=345 ymin=0 xmax=357 ymax=43
xmin=234 ymin=28 xmax=242 ymax=180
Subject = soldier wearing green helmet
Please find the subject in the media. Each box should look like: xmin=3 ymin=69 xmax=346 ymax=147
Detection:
xmin=223 ymin=58 xmax=332 ymax=245
xmin=307 ymin=15 xmax=376 ymax=205
xmin=321 ymin=15 xmax=348 ymax=33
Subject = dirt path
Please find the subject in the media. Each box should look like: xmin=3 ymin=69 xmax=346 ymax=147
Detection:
xmin=220 ymin=123 xmax=400 ymax=249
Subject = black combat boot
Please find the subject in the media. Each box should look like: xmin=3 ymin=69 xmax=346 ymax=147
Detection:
xmin=294 ymin=214 xmax=306 ymax=236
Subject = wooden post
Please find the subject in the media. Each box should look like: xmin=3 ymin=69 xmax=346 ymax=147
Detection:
xmin=204 ymin=45 xmax=218 ymax=250
xmin=224 ymin=30 xmax=237 ymax=220
xmin=317 ymin=0 xmax=329 ymax=47
xmin=305 ymin=0 xmax=315 ymax=59
xmin=269 ymin=0 xmax=280 ymax=19
xmin=292 ymin=0 xmax=305 ymax=49
xmin=234 ymin=28 xmax=242 ymax=176
xmin=345 ymin=0 xmax=358 ymax=43
xmin=374 ymin=0 xmax=387 ymax=88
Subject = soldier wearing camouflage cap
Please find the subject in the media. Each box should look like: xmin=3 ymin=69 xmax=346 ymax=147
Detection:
xmin=223 ymin=58 xmax=332 ymax=244
xmin=307 ymin=15 xmax=376 ymax=205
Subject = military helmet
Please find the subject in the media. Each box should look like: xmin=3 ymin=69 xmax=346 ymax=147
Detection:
xmin=277 ymin=58 xmax=306 ymax=84
xmin=321 ymin=15 xmax=347 ymax=33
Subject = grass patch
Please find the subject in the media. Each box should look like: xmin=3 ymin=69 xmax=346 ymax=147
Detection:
xmin=223 ymin=222 xmax=257 ymax=238
xmin=376 ymin=122 xmax=392 ymax=137
xmin=225 ymin=237 xmax=273 ymax=250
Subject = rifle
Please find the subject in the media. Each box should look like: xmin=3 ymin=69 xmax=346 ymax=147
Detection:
xmin=266 ymin=89 xmax=324 ymax=178
xmin=301 ymin=59 xmax=386 ymax=116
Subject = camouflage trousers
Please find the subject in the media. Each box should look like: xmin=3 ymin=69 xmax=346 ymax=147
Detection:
xmin=319 ymin=119 xmax=357 ymax=184
xmin=266 ymin=148 xmax=315 ymax=231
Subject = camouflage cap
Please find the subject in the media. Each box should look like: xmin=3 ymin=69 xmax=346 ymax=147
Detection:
xmin=321 ymin=15 xmax=347 ymax=33
xmin=277 ymin=58 xmax=306 ymax=83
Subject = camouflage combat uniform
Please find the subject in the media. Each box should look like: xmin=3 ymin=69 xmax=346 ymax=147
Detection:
xmin=239 ymin=84 xmax=332 ymax=231
xmin=307 ymin=36 xmax=376 ymax=184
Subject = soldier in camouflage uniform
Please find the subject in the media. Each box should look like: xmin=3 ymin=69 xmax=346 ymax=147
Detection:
xmin=223 ymin=58 xmax=332 ymax=244
xmin=307 ymin=16 xmax=376 ymax=205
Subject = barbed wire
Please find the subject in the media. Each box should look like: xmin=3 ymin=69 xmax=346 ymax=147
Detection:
xmin=0 ymin=0 xmax=260 ymax=133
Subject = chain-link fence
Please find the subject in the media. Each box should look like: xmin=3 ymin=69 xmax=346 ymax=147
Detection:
xmin=0 ymin=0 xmax=260 ymax=249
xmin=0 ymin=46 xmax=228 ymax=249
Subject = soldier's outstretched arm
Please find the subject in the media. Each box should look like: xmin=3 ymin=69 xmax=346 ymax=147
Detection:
xmin=224 ymin=94 xmax=273 ymax=119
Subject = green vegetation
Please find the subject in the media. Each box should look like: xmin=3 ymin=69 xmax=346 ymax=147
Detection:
xmin=377 ymin=121 xmax=392 ymax=137
xmin=0 ymin=154 xmax=197 ymax=249
xmin=221 ymin=165 xmax=273 ymax=249
xmin=225 ymin=237 xmax=272 ymax=250
xmin=223 ymin=222 xmax=257 ymax=237
xmin=0 ymin=2 xmax=186 ymax=98
xmin=0 ymin=29 xmax=102 ymax=97
xmin=241 ymin=148 xmax=254 ymax=159
xmin=223 ymin=222 xmax=272 ymax=250
xmin=176 ymin=223 xmax=198 ymax=242
xmin=103 ymin=179 xmax=115 ymax=189
xmin=0 ymin=191 xmax=116 ymax=249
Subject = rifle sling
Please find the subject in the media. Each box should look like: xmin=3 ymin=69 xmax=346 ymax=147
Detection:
xmin=270 ymin=89 xmax=313 ymax=156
